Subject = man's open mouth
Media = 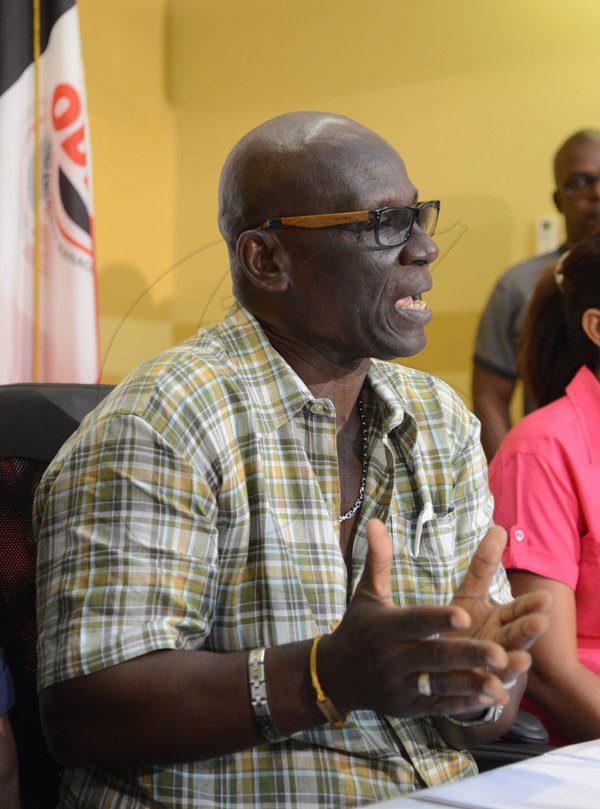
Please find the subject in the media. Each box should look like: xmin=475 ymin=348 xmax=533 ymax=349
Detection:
xmin=395 ymin=293 xmax=428 ymax=311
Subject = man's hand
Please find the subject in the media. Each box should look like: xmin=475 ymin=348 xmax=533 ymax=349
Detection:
xmin=318 ymin=519 xmax=550 ymax=721
xmin=447 ymin=523 xmax=551 ymax=696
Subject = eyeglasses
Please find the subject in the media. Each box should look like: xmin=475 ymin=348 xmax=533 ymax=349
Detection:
xmin=258 ymin=200 xmax=440 ymax=248
xmin=563 ymin=172 xmax=600 ymax=196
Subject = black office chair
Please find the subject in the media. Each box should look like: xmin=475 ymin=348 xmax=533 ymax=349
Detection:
xmin=0 ymin=383 xmax=113 ymax=808
xmin=470 ymin=708 xmax=552 ymax=772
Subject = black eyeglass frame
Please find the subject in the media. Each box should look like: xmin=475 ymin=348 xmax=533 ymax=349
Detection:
xmin=258 ymin=200 xmax=441 ymax=248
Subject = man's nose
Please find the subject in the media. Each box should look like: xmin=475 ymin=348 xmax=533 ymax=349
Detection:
xmin=590 ymin=176 xmax=600 ymax=197
xmin=399 ymin=227 xmax=439 ymax=265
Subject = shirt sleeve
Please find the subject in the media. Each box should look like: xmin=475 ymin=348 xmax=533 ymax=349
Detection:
xmin=473 ymin=276 xmax=520 ymax=380
xmin=489 ymin=448 xmax=581 ymax=589
xmin=35 ymin=413 xmax=220 ymax=690
xmin=0 ymin=649 xmax=15 ymax=715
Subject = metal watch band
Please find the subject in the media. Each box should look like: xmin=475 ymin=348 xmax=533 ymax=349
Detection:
xmin=444 ymin=704 xmax=503 ymax=727
xmin=248 ymin=647 xmax=284 ymax=742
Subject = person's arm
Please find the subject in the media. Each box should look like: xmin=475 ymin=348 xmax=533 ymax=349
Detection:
xmin=508 ymin=570 xmax=600 ymax=742
xmin=472 ymin=364 xmax=515 ymax=461
xmin=0 ymin=714 xmax=19 ymax=809
xmin=472 ymin=271 xmax=522 ymax=461
xmin=489 ymin=430 xmax=592 ymax=741
xmin=0 ymin=652 xmax=18 ymax=809
xmin=39 ymin=520 xmax=550 ymax=767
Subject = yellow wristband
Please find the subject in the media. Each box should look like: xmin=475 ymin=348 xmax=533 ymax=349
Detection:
xmin=310 ymin=635 xmax=346 ymax=728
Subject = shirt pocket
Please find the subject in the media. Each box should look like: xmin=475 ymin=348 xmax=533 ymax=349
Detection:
xmin=575 ymin=535 xmax=600 ymax=638
xmin=389 ymin=509 xmax=458 ymax=606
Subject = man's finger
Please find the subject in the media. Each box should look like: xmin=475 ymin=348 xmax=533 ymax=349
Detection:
xmin=493 ymin=612 xmax=550 ymax=652
xmin=419 ymin=668 xmax=506 ymax=701
xmin=402 ymin=636 xmax=508 ymax=671
xmin=351 ymin=520 xmax=474 ymax=636
xmin=453 ymin=524 xmax=507 ymax=603
xmin=352 ymin=519 xmax=395 ymax=604
xmin=497 ymin=589 xmax=553 ymax=625
xmin=487 ymin=651 xmax=532 ymax=685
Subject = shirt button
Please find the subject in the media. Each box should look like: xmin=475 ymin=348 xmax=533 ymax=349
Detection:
xmin=514 ymin=529 xmax=525 ymax=542
xmin=310 ymin=402 xmax=326 ymax=415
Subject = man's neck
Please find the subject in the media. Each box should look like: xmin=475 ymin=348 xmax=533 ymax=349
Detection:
xmin=259 ymin=324 xmax=369 ymax=431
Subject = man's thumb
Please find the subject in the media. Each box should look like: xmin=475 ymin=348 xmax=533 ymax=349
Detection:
xmin=453 ymin=523 xmax=507 ymax=603
xmin=354 ymin=519 xmax=394 ymax=604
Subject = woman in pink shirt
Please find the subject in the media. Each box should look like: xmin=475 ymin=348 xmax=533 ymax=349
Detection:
xmin=489 ymin=232 xmax=600 ymax=745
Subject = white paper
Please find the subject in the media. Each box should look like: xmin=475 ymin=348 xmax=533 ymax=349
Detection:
xmin=552 ymin=739 xmax=600 ymax=763
xmin=368 ymin=741 xmax=600 ymax=809
xmin=410 ymin=744 xmax=600 ymax=809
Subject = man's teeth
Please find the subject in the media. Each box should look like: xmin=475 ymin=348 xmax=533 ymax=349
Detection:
xmin=395 ymin=294 xmax=428 ymax=310
xmin=406 ymin=299 xmax=427 ymax=310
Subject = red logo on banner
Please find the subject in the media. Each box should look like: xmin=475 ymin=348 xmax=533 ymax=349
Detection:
xmin=53 ymin=83 xmax=87 ymax=167
xmin=47 ymin=82 xmax=93 ymax=259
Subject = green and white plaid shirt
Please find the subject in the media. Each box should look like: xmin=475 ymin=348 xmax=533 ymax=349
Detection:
xmin=35 ymin=302 xmax=509 ymax=808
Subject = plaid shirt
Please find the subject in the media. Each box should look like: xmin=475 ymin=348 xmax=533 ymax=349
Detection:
xmin=35 ymin=302 xmax=509 ymax=808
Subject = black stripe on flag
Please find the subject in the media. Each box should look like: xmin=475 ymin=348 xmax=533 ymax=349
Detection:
xmin=59 ymin=167 xmax=91 ymax=235
xmin=0 ymin=0 xmax=76 ymax=96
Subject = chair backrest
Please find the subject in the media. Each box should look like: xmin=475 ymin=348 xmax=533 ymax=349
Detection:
xmin=0 ymin=383 xmax=113 ymax=807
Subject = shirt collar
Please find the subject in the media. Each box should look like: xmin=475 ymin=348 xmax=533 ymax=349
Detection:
xmin=566 ymin=365 xmax=600 ymax=464
xmin=367 ymin=360 xmax=422 ymax=473
xmin=212 ymin=303 xmax=313 ymax=435
xmin=366 ymin=360 xmax=408 ymax=432
xmin=213 ymin=304 xmax=419 ymax=451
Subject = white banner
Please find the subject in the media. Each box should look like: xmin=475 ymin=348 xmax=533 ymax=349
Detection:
xmin=0 ymin=2 xmax=99 ymax=382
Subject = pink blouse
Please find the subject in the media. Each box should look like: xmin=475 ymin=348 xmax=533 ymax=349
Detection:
xmin=489 ymin=365 xmax=600 ymax=743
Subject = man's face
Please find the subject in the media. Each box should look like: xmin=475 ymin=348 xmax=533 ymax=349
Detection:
xmin=273 ymin=144 xmax=439 ymax=365
xmin=554 ymin=138 xmax=600 ymax=245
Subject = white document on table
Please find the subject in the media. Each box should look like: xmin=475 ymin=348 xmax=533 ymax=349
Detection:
xmin=407 ymin=740 xmax=600 ymax=809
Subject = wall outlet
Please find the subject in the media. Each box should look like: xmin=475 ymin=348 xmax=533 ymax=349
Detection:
xmin=534 ymin=215 xmax=561 ymax=255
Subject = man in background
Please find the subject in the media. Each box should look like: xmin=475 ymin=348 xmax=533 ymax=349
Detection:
xmin=472 ymin=129 xmax=600 ymax=460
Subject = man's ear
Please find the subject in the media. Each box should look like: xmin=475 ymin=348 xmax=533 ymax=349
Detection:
xmin=236 ymin=230 xmax=289 ymax=293
xmin=553 ymin=189 xmax=564 ymax=214
xmin=581 ymin=307 xmax=600 ymax=348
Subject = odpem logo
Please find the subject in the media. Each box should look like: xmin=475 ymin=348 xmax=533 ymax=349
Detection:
xmin=43 ymin=80 xmax=94 ymax=268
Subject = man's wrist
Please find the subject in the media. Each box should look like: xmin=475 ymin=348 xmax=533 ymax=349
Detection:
xmin=313 ymin=630 xmax=352 ymax=718
xmin=248 ymin=648 xmax=285 ymax=742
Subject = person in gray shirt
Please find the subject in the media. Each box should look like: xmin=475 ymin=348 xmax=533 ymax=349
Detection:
xmin=473 ymin=129 xmax=600 ymax=460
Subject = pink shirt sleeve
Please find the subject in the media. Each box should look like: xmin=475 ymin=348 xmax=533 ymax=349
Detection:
xmin=489 ymin=448 xmax=580 ymax=590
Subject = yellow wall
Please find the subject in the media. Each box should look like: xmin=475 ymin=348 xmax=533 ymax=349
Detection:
xmin=80 ymin=0 xmax=600 ymax=409
xmin=79 ymin=0 xmax=174 ymax=383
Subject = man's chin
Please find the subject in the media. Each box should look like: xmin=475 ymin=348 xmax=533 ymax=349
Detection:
xmin=375 ymin=334 xmax=428 ymax=362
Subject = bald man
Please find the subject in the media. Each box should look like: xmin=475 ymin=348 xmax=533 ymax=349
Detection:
xmin=35 ymin=113 xmax=550 ymax=808
xmin=473 ymin=129 xmax=600 ymax=460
